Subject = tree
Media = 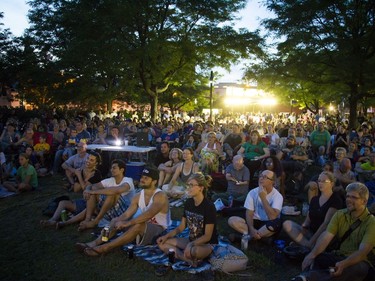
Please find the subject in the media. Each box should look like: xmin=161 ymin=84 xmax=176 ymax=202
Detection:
xmin=247 ymin=0 xmax=375 ymax=128
xmin=26 ymin=0 xmax=264 ymax=120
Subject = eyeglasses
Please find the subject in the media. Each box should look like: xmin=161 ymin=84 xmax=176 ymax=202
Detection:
xmin=187 ymin=183 xmax=200 ymax=188
xmin=318 ymin=180 xmax=331 ymax=183
xmin=259 ymin=174 xmax=273 ymax=181
xmin=346 ymin=195 xmax=361 ymax=200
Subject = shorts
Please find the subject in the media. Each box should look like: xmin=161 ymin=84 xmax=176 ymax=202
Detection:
xmin=136 ymin=222 xmax=166 ymax=246
xmin=254 ymin=218 xmax=281 ymax=233
xmin=73 ymin=199 xmax=86 ymax=215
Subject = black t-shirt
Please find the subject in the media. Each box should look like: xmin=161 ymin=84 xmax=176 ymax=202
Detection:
xmin=309 ymin=192 xmax=343 ymax=233
xmin=183 ymin=197 xmax=218 ymax=244
xmin=334 ymin=132 xmax=348 ymax=148
xmin=86 ymin=169 xmax=103 ymax=184
xmin=224 ymin=134 xmax=243 ymax=149
xmin=154 ymin=153 xmax=170 ymax=167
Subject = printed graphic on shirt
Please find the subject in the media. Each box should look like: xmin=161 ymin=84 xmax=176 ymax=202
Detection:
xmin=186 ymin=210 xmax=204 ymax=241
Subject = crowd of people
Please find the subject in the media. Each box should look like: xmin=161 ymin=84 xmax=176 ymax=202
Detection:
xmin=0 ymin=107 xmax=375 ymax=280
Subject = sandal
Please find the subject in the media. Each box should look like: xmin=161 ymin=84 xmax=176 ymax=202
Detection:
xmin=155 ymin=265 xmax=171 ymax=277
xmin=56 ymin=221 xmax=65 ymax=230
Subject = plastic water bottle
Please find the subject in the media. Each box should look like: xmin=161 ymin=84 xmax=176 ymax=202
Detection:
xmin=302 ymin=202 xmax=309 ymax=216
xmin=241 ymin=234 xmax=250 ymax=251
xmin=274 ymin=239 xmax=285 ymax=264
xmin=228 ymin=195 xmax=233 ymax=208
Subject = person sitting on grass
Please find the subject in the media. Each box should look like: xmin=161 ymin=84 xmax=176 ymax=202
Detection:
xmin=33 ymin=134 xmax=50 ymax=170
xmin=299 ymin=182 xmax=375 ymax=281
xmin=76 ymin=159 xmax=135 ymax=231
xmin=163 ymin=147 xmax=200 ymax=199
xmin=75 ymin=167 xmax=170 ymax=256
xmin=157 ymin=147 xmax=183 ymax=188
xmin=155 ymin=173 xmax=217 ymax=276
xmin=61 ymin=141 xmax=89 ymax=191
xmin=39 ymin=151 xmax=103 ymax=228
xmin=283 ymin=171 xmax=343 ymax=249
xmin=227 ymin=170 xmax=283 ymax=243
xmin=3 ymin=153 xmax=38 ymax=193
xmin=211 ymin=155 xmax=250 ymax=206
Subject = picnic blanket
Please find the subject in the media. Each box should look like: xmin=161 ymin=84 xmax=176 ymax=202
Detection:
xmin=0 ymin=185 xmax=16 ymax=198
xmin=122 ymin=220 xmax=211 ymax=274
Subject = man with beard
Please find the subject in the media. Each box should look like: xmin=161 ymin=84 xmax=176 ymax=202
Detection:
xmin=298 ymin=182 xmax=375 ymax=281
xmin=310 ymin=122 xmax=331 ymax=158
xmin=222 ymin=124 xmax=245 ymax=159
xmin=154 ymin=141 xmax=171 ymax=167
xmin=280 ymin=136 xmax=308 ymax=194
xmin=76 ymin=167 xmax=170 ymax=256
xmin=77 ymin=159 xmax=135 ymax=231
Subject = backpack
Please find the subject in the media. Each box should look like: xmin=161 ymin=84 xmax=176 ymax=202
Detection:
xmin=42 ymin=195 xmax=70 ymax=216
xmin=209 ymin=244 xmax=248 ymax=273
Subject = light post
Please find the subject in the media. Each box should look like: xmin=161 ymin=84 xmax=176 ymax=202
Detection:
xmin=209 ymin=71 xmax=214 ymax=121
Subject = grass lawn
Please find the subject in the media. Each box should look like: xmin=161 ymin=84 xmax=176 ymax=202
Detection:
xmin=0 ymin=174 xmax=303 ymax=281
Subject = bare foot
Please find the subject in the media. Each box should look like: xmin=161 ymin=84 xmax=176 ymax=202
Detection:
xmin=40 ymin=220 xmax=57 ymax=227
xmin=78 ymin=220 xmax=97 ymax=231
xmin=84 ymin=246 xmax=104 ymax=257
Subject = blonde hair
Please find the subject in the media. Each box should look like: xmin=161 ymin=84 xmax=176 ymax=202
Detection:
xmin=188 ymin=172 xmax=213 ymax=197
xmin=319 ymin=171 xmax=335 ymax=183
xmin=169 ymin=148 xmax=183 ymax=160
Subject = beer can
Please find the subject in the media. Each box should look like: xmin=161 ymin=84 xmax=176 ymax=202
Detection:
xmin=128 ymin=245 xmax=134 ymax=259
xmin=60 ymin=210 xmax=68 ymax=222
xmin=101 ymin=226 xmax=110 ymax=242
xmin=168 ymin=248 xmax=175 ymax=264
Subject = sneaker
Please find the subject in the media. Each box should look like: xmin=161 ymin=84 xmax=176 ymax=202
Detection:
xmin=155 ymin=265 xmax=171 ymax=277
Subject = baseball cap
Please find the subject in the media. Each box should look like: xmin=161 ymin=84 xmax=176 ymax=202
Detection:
xmin=141 ymin=167 xmax=159 ymax=181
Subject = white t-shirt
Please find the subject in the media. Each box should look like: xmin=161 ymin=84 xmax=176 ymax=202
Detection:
xmin=244 ymin=187 xmax=283 ymax=221
xmin=100 ymin=176 xmax=135 ymax=196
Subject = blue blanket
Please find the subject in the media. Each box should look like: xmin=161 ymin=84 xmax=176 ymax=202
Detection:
xmin=122 ymin=220 xmax=211 ymax=274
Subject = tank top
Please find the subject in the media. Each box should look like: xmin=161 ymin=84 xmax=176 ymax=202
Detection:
xmin=179 ymin=162 xmax=194 ymax=183
xmin=138 ymin=188 xmax=170 ymax=229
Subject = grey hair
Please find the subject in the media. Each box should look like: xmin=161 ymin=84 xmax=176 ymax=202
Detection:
xmin=346 ymin=182 xmax=369 ymax=201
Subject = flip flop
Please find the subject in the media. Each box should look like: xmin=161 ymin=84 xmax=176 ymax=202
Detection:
xmin=56 ymin=221 xmax=65 ymax=230
xmin=155 ymin=265 xmax=171 ymax=277
xmin=83 ymin=247 xmax=103 ymax=257
xmin=75 ymin=242 xmax=91 ymax=253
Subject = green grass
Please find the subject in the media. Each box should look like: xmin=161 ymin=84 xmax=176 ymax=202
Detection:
xmin=0 ymin=175 xmax=302 ymax=281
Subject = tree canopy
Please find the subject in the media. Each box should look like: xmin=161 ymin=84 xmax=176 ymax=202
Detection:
xmin=245 ymin=0 xmax=375 ymax=128
xmin=18 ymin=0 xmax=264 ymax=120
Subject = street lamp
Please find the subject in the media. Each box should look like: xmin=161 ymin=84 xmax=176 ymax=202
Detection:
xmin=209 ymin=71 xmax=214 ymax=121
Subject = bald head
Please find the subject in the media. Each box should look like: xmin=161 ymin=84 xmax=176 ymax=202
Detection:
xmin=233 ymin=155 xmax=244 ymax=170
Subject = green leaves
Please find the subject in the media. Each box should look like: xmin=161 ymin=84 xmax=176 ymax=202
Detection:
xmin=247 ymin=0 xmax=375 ymax=127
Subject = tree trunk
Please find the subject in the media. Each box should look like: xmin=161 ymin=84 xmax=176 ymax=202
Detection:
xmin=348 ymin=95 xmax=358 ymax=129
xmin=107 ymin=99 xmax=112 ymax=112
xmin=150 ymin=95 xmax=158 ymax=122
